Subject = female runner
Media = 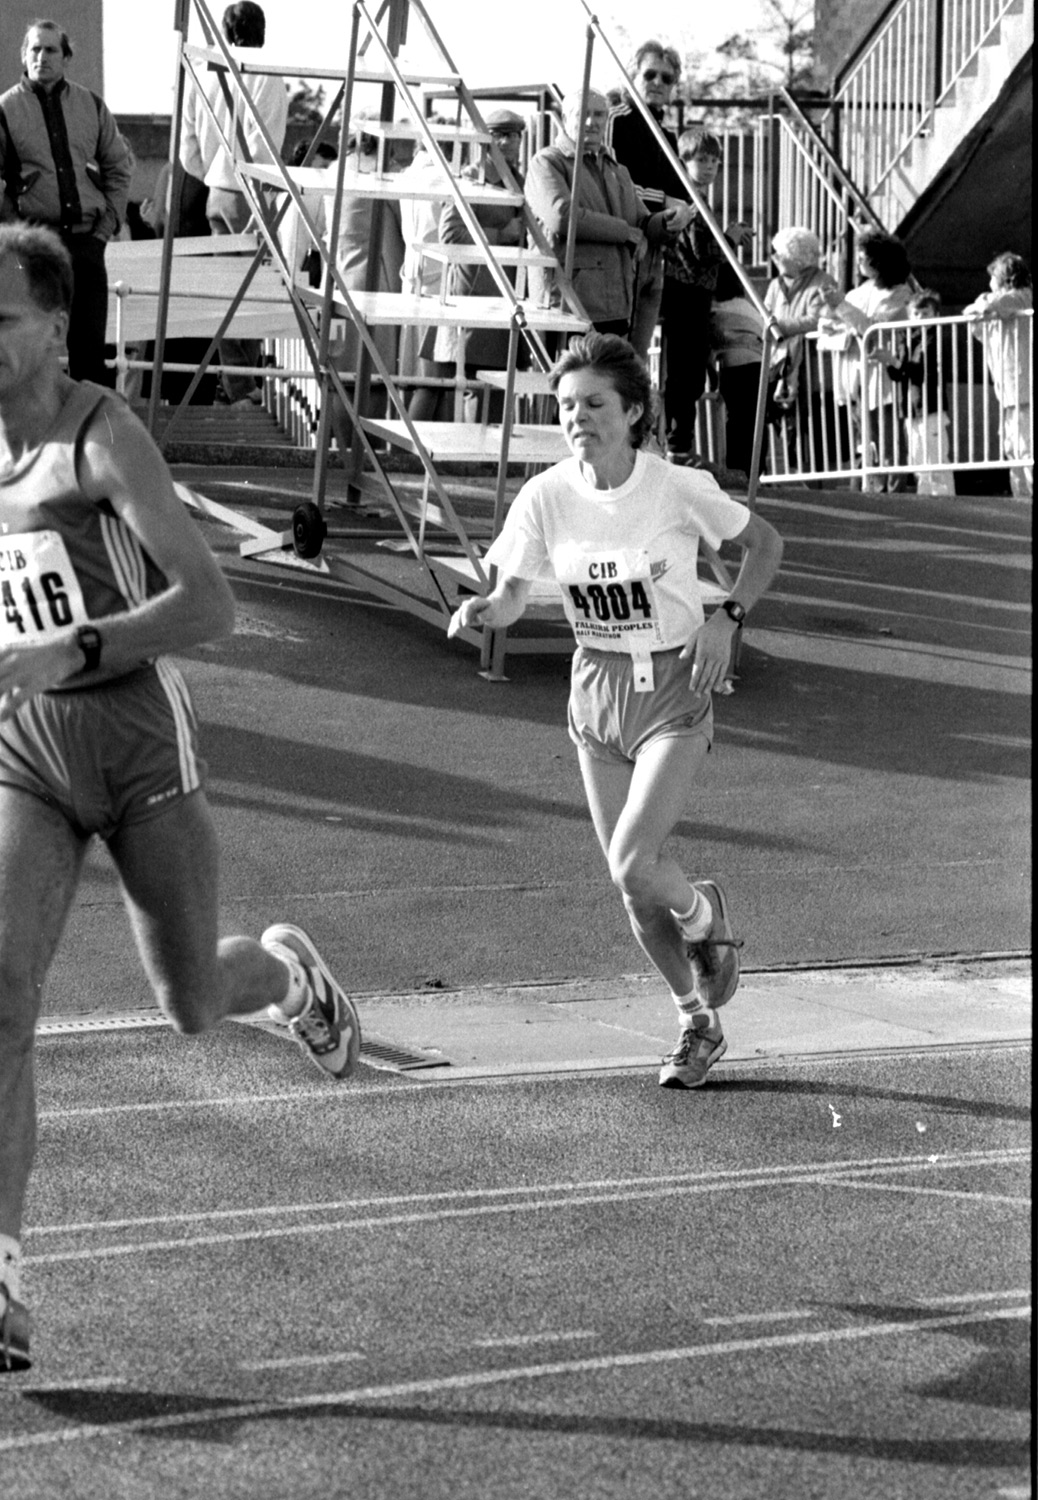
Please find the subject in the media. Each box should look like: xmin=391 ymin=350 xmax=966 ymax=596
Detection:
xmin=450 ymin=334 xmax=783 ymax=1088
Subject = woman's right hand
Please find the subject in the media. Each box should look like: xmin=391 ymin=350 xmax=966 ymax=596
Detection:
xmin=447 ymin=596 xmax=492 ymax=638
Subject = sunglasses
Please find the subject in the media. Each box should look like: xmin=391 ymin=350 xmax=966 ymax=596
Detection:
xmin=642 ymin=69 xmax=675 ymax=85
xmin=490 ymin=127 xmax=524 ymax=137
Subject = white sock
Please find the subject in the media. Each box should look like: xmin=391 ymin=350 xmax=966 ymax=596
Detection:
xmin=266 ymin=943 xmax=310 ymax=1019
xmin=672 ymin=990 xmax=717 ymax=1031
xmin=0 ymin=1236 xmax=21 ymax=1303
xmin=673 ymin=887 xmax=711 ymax=941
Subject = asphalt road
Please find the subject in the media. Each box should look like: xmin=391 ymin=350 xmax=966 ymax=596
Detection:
xmin=6 ymin=470 xmax=1031 ymax=1499
xmin=42 ymin=473 xmax=1031 ymax=1013
xmin=1 ymin=1031 xmax=1030 ymax=1500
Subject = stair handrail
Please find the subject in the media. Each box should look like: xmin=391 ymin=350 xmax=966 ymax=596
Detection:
xmin=832 ymin=0 xmax=1024 ymax=213
xmin=776 ymin=87 xmax=882 ymax=232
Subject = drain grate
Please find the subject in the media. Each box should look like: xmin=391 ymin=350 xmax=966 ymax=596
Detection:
xmin=38 ymin=1013 xmax=169 ymax=1036
xmin=360 ymin=1038 xmax=450 ymax=1071
xmin=37 ymin=1013 xmax=449 ymax=1071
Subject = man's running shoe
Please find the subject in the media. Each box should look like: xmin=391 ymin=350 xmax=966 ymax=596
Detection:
xmin=0 ymin=1286 xmax=30 ymax=1372
xmin=682 ymin=879 xmax=743 ymax=1009
xmin=658 ymin=1016 xmax=727 ymax=1090
xmin=261 ymin=924 xmax=361 ymax=1080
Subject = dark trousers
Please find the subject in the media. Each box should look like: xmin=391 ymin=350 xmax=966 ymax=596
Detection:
xmin=718 ymin=362 xmax=763 ymax=475
xmin=660 ymin=280 xmax=713 ymax=454
xmin=62 ymin=233 xmax=111 ymax=386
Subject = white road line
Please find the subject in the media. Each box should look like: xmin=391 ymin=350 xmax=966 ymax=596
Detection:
xmin=825 ymin=1180 xmax=1031 ymax=1206
xmin=914 ymin=1288 xmax=1031 ymax=1306
xmin=25 ymin=1147 xmax=1030 ymax=1240
xmin=471 ymin=1331 xmax=598 ymax=1349
xmin=701 ymin=1310 xmax=814 ymax=1326
xmin=239 ymin=1351 xmax=367 ymax=1371
xmin=1 ymin=1305 xmax=1029 ymax=1455
xmin=25 ymin=1156 xmax=1030 ymax=1266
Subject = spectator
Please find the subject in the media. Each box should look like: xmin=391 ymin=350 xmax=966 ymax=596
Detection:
xmin=876 ymin=287 xmax=955 ymax=496
xmin=710 ymin=263 xmax=764 ymax=482
xmin=964 ymin=252 xmax=1033 ymax=499
xmin=437 ymin=108 xmax=530 ymax=419
xmin=179 ymin=1 xmax=288 ymax=406
xmin=763 ymin=226 xmax=840 ymax=473
xmin=0 ymin=19 xmax=133 ymax=386
xmin=664 ymin=127 xmax=753 ymax=465
xmin=819 ymin=229 xmax=913 ymax=491
xmin=278 ymin=138 xmax=336 ymax=285
xmin=326 ymin=118 xmax=404 ymax=458
xmin=526 ymin=87 xmax=669 ymax=339
xmin=606 ymin=40 xmax=691 ymax=362
xmin=396 ymin=128 xmax=456 ymax=421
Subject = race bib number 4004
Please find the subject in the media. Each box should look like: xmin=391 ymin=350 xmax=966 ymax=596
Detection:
xmin=1 ymin=530 xmax=88 ymax=645
xmin=554 ymin=546 xmax=664 ymax=648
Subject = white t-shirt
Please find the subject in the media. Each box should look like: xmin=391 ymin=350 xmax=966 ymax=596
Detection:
xmin=485 ymin=450 xmax=749 ymax=653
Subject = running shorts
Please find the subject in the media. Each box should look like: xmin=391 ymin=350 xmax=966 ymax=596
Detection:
xmin=568 ymin=645 xmax=714 ymax=765
xmin=0 ymin=661 xmax=206 ymax=840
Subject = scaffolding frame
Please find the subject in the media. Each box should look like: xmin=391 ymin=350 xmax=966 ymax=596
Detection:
xmin=151 ymin=0 xmax=741 ymax=677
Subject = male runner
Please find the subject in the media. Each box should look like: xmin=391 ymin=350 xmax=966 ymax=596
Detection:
xmin=0 ymin=223 xmax=360 ymax=1372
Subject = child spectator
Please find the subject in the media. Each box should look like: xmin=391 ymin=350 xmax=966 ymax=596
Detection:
xmin=709 ymin=263 xmax=764 ymax=482
xmin=876 ymin=288 xmax=955 ymax=495
xmin=665 ymin=127 xmax=752 ymax=465
xmin=964 ymin=252 xmax=1033 ymax=498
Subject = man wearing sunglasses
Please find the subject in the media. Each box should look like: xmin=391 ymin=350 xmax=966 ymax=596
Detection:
xmin=607 ymin=41 xmax=694 ymax=365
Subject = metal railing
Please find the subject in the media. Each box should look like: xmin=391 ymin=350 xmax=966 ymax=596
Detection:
xmin=747 ymin=308 xmax=1033 ymax=494
xmin=833 ymin=0 xmax=1022 ymax=222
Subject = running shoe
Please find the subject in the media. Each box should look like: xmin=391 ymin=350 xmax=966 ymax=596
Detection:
xmin=261 ymin=924 xmax=361 ymax=1080
xmin=0 ymin=1286 xmax=30 ymax=1372
xmin=682 ymin=879 xmax=743 ymax=1009
xmin=658 ymin=1016 xmax=727 ymax=1089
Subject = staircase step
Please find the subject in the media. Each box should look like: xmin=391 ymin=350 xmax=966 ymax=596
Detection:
xmin=133 ymin=402 xmax=315 ymax=465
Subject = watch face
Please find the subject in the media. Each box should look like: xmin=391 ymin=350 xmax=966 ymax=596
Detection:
xmin=723 ymin=600 xmax=746 ymax=623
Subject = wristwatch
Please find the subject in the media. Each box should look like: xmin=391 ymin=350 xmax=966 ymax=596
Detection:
xmin=719 ymin=599 xmax=747 ymax=625
xmin=75 ymin=625 xmax=103 ymax=672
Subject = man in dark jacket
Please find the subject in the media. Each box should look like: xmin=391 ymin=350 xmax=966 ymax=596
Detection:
xmin=0 ymin=21 xmax=133 ymax=385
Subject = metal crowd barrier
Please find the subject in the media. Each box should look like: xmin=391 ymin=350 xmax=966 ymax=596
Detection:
xmin=758 ymin=309 xmax=1032 ymax=495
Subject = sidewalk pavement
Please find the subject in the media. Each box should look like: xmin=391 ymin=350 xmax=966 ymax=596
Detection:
xmin=344 ymin=956 xmax=1032 ymax=1079
xmin=38 ymin=957 xmax=1030 ymax=1081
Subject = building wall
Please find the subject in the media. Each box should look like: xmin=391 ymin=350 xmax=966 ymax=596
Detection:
xmin=813 ymin=0 xmax=892 ymax=85
xmin=0 ymin=1 xmax=104 ymax=96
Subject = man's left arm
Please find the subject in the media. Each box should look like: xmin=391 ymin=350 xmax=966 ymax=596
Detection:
xmin=93 ymin=96 xmax=134 ymax=240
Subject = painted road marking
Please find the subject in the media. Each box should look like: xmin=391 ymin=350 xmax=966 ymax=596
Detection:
xmin=702 ymin=1309 xmax=814 ymax=1326
xmin=825 ymin=1179 xmax=1031 ymax=1206
xmin=27 ymin=1147 xmax=1030 ymax=1237
xmin=24 ymin=1148 xmax=1029 ymax=1266
xmin=2 ymin=1304 xmax=1029 ymax=1454
xmin=240 ymin=1351 xmax=367 ymax=1371
xmin=26 ymin=1146 xmax=1032 ymax=1266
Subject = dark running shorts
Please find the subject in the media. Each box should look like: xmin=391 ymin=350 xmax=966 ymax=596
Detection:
xmin=0 ymin=661 xmax=206 ymax=840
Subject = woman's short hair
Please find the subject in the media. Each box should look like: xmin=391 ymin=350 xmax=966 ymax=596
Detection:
xmin=549 ymin=334 xmax=657 ymax=449
xmin=909 ymin=286 xmax=941 ymax=315
xmin=771 ymin=226 xmax=822 ymax=272
xmin=857 ymin=230 xmax=911 ymax=289
xmin=0 ymin=223 xmax=73 ymax=315
xmin=222 ymin=2 xmax=266 ymax=47
xmin=678 ymin=126 xmax=723 ymax=162
xmin=630 ymin=40 xmax=682 ymax=80
xmin=987 ymin=252 xmax=1031 ymax=290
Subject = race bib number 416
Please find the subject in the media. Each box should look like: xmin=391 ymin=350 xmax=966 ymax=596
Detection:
xmin=554 ymin=546 xmax=664 ymax=648
xmin=1 ymin=530 xmax=88 ymax=645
